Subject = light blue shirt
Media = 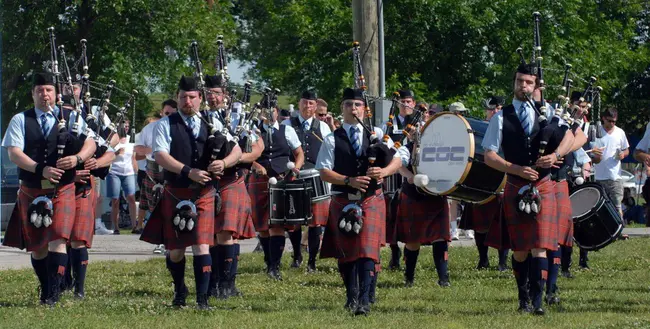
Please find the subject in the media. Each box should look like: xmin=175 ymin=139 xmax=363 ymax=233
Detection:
xmin=572 ymin=148 xmax=591 ymax=174
xmin=482 ymin=98 xmax=536 ymax=153
xmin=2 ymin=106 xmax=94 ymax=151
xmin=281 ymin=114 xmax=332 ymax=138
xmin=636 ymin=122 xmax=650 ymax=153
xmin=315 ymin=124 xmax=398 ymax=171
xmin=153 ymin=111 xmax=203 ymax=155
xmin=263 ymin=121 xmax=302 ymax=150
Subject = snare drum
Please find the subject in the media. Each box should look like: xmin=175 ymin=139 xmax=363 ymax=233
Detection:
xmin=269 ymin=180 xmax=313 ymax=225
xmin=414 ymin=113 xmax=506 ymax=204
xmin=382 ymin=173 xmax=404 ymax=195
xmin=298 ymin=168 xmax=331 ymax=202
xmin=570 ymin=183 xmax=624 ymax=251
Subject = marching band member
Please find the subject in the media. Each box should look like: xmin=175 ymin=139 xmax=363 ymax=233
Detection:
xmin=482 ymin=63 xmax=574 ymax=315
xmin=460 ymin=96 xmax=510 ymax=271
xmin=2 ymin=72 xmax=96 ymax=306
xmin=203 ymin=74 xmax=253 ymax=299
xmin=140 ymin=76 xmax=229 ymax=309
xmin=282 ymin=90 xmax=332 ymax=272
xmin=248 ymin=104 xmax=305 ymax=281
xmin=317 ymin=88 xmax=402 ymax=315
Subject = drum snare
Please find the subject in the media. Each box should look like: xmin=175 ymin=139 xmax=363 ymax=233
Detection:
xmin=298 ymin=168 xmax=331 ymax=203
xmin=570 ymin=182 xmax=624 ymax=251
xmin=269 ymin=179 xmax=313 ymax=225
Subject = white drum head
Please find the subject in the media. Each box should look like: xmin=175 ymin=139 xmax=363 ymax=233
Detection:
xmin=416 ymin=113 xmax=474 ymax=195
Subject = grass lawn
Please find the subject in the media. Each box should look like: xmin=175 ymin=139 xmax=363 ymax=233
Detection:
xmin=2 ymin=239 xmax=650 ymax=329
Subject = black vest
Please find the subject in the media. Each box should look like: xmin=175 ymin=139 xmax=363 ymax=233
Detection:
xmin=258 ymin=124 xmax=291 ymax=177
xmin=387 ymin=115 xmax=412 ymax=143
xmin=501 ymin=104 xmax=552 ymax=179
xmin=236 ymin=135 xmax=253 ymax=171
xmin=20 ymin=108 xmax=77 ymax=188
xmin=82 ymin=107 xmax=112 ymax=141
xmin=289 ymin=116 xmax=322 ymax=168
xmin=163 ymin=112 xmax=211 ymax=187
xmin=332 ymin=126 xmax=372 ymax=195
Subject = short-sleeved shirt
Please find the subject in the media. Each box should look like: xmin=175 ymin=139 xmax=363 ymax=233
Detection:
xmin=262 ymin=121 xmax=301 ymax=150
xmin=593 ymin=126 xmax=629 ymax=181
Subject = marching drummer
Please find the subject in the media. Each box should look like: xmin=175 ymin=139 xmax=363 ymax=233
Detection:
xmin=282 ymin=90 xmax=332 ymax=272
xmin=316 ymin=87 xmax=403 ymax=316
xmin=248 ymin=103 xmax=305 ymax=281
xmin=482 ymin=63 xmax=574 ymax=316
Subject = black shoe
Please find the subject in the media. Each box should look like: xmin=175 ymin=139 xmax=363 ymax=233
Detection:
xmin=218 ymin=281 xmax=232 ymax=300
xmin=354 ymin=304 xmax=370 ymax=316
xmin=344 ymin=298 xmax=358 ymax=311
xmin=498 ymin=263 xmax=509 ymax=272
xmin=533 ymin=307 xmax=545 ymax=316
xmin=388 ymin=257 xmax=401 ymax=270
xmin=291 ymin=258 xmax=302 ymax=268
xmin=579 ymin=262 xmax=590 ymax=270
xmin=229 ymin=285 xmax=243 ymax=297
xmin=405 ymin=279 xmax=414 ymax=287
xmin=131 ymin=228 xmax=143 ymax=234
xmin=476 ymin=259 xmax=490 ymax=270
xmin=172 ymin=285 xmax=188 ymax=307
xmin=268 ymin=268 xmax=283 ymax=281
xmin=74 ymin=292 xmax=85 ymax=300
xmin=196 ymin=293 xmax=212 ymax=310
xmin=253 ymin=242 xmax=263 ymax=253
xmin=208 ymin=285 xmax=220 ymax=300
xmin=307 ymin=261 xmax=316 ymax=273
xmin=518 ymin=301 xmax=532 ymax=313
xmin=545 ymin=294 xmax=560 ymax=305
xmin=438 ymin=279 xmax=451 ymax=287
xmin=113 ymin=230 xmax=120 ymax=235
xmin=561 ymin=270 xmax=574 ymax=278
xmin=44 ymin=279 xmax=62 ymax=307
xmin=38 ymin=285 xmax=46 ymax=305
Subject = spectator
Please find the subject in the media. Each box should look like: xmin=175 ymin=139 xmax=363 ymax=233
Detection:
xmin=279 ymin=109 xmax=291 ymax=122
xmin=592 ymin=108 xmax=630 ymax=221
xmin=107 ymin=120 xmax=138 ymax=234
xmin=316 ymin=98 xmax=335 ymax=131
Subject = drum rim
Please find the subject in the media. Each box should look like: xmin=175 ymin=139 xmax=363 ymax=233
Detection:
xmin=569 ymin=183 xmax=606 ymax=221
xmin=414 ymin=112 xmax=475 ymax=197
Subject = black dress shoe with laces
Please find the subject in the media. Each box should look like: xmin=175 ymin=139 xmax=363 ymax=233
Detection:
xmin=268 ymin=268 xmax=283 ymax=281
xmin=354 ymin=304 xmax=370 ymax=316
xmin=291 ymin=258 xmax=302 ymax=268
xmin=196 ymin=293 xmax=212 ymax=310
xmin=533 ymin=307 xmax=545 ymax=316
xmin=172 ymin=285 xmax=188 ymax=307
xmin=518 ymin=301 xmax=532 ymax=313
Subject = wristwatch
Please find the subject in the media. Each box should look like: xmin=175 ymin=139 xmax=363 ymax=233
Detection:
xmin=344 ymin=176 xmax=350 ymax=186
xmin=554 ymin=151 xmax=562 ymax=160
xmin=76 ymin=155 xmax=84 ymax=165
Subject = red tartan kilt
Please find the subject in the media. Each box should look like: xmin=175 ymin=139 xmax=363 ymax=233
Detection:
xmin=216 ymin=176 xmax=255 ymax=239
xmin=385 ymin=193 xmax=398 ymax=245
xmin=140 ymin=185 xmax=215 ymax=250
xmin=396 ymin=192 xmax=450 ymax=244
xmin=70 ymin=179 xmax=96 ymax=248
xmin=555 ymin=180 xmax=574 ymax=247
xmin=247 ymin=174 xmax=300 ymax=231
xmin=484 ymin=195 xmax=511 ymax=250
xmin=504 ymin=175 xmax=558 ymax=251
xmin=3 ymin=183 xmax=76 ymax=251
xmin=460 ymin=197 xmax=499 ymax=233
xmin=310 ymin=199 xmax=330 ymax=226
xmin=320 ymin=191 xmax=385 ymax=263
xmin=141 ymin=168 xmax=164 ymax=212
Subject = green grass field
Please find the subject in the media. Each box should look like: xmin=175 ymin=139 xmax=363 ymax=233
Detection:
xmin=2 ymin=239 xmax=650 ymax=329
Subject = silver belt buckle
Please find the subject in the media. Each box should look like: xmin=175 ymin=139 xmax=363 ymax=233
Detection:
xmin=348 ymin=193 xmax=361 ymax=201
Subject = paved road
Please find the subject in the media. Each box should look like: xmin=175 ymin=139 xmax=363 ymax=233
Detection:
xmin=1 ymin=228 xmax=648 ymax=270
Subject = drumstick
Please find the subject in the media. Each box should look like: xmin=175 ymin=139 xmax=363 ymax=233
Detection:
xmin=311 ymin=130 xmax=324 ymax=143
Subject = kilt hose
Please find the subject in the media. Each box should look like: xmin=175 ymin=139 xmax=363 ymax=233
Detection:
xmin=460 ymin=197 xmax=500 ymax=233
xmin=504 ymin=175 xmax=558 ymax=252
xmin=140 ymin=185 xmax=215 ymax=250
xmin=70 ymin=178 xmax=97 ymax=248
xmin=320 ymin=190 xmax=386 ymax=264
xmin=395 ymin=189 xmax=450 ymax=244
xmin=3 ymin=183 xmax=76 ymax=251
xmin=247 ymin=174 xmax=300 ymax=232
xmin=554 ymin=180 xmax=573 ymax=247
xmin=214 ymin=174 xmax=256 ymax=240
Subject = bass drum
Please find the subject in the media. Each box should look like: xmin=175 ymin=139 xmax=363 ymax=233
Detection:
xmin=414 ymin=112 xmax=506 ymax=204
xmin=570 ymin=183 xmax=624 ymax=251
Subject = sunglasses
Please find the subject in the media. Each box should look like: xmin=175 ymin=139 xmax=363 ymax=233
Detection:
xmin=343 ymin=101 xmax=364 ymax=107
xmin=605 ymin=118 xmax=617 ymax=123
xmin=164 ymin=112 xmax=172 ymax=116
xmin=317 ymin=113 xmax=328 ymax=117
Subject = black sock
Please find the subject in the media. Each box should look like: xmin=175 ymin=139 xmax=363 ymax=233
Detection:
xmin=579 ymin=248 xmax=589 ymax=266
xmin=357 ymin=258 xmax=375 ymax=305
xmin=232 ymin=243 xmax=240 ymax=285
xmin=338 ymin=261 xmax=358 ymax=306
xmin=70 ymin=248 xmax=89 ymax=295
xmin=404 ymin=248 xmax=420 ymax=282
xmin=208 ymin=246 xmax=219 ymax=294
xmin=308 ymin=226 xmax=322 ymax=263
xmin=390 ymin=244 xmax=401 ymax=264
xmin=192 ymin=254 xmax=212 ymax=297
xmin=289 ymin=228 xmax=302 ymax=261
xmin=269 ymin=235 xmax=286 ymax=269
xmin=165 ymin=254 xmax=186 ymax=292
xmin=47 ymin=251 xmax=68 ymax=300
xmin=529 ymin=257 xmax=548 ymax=309
xmin=432 ymin=241 xmax=449 ymax=282
xmin=63 ymin=245 xmax=73 ymax=290
xmin=475 ymin=233 xmax=489 ymax=265
xmin=498 ymin=249 xmax=510 ymax=267
xmin=259 ymin=236 xmax=270 ymax=267
xmin=220 ymin=244 xmax=236 ymax=288
xmin=512 ymin=254 xmax=530 ymax=304
xmin=546 ymin=249 xmax=560 ymax=295
xmin=560 ymin=245 xmax=572 ymax=272
xmin=31 ymin=255 xmax=48 ymax=302
xmin=369 ymin=267 xmax=378 ymax=303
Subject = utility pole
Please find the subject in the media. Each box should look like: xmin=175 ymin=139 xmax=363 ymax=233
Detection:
xmin=352 ymin=0 xmax=379 ymax=98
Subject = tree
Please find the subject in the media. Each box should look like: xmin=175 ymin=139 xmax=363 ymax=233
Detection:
xmin=2 ymin=0 xmax=237 ymax=130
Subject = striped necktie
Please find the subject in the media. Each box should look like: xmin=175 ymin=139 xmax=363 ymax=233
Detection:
xmin=186 ymin=117 xmax=197 ymax=139
xmin=518 ymin=102 xmax=530 ymax=135
xmin=350 ymin=126 xmax=360 ymax=156
xmin=303 ymin=120 xmax=310 ymax=131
